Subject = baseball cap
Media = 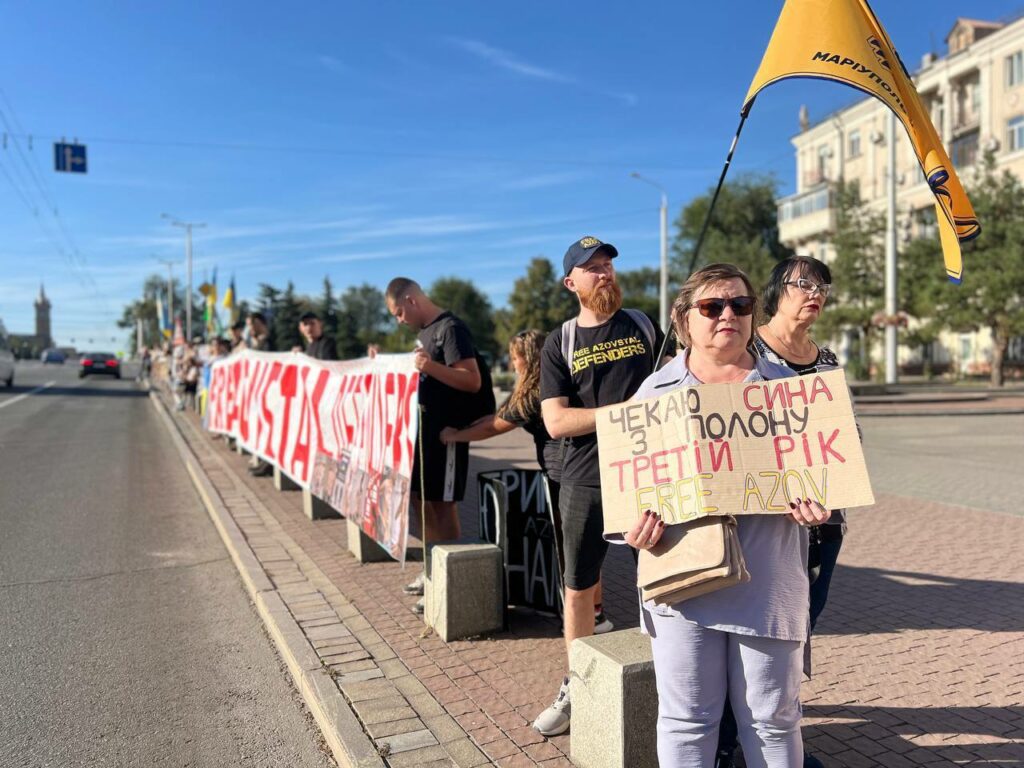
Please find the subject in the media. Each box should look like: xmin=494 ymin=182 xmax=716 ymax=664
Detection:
xmin=563 ymin=236 xmax=618 ymax=277
xmin=299 ymin=311 xmax=320 ymax=322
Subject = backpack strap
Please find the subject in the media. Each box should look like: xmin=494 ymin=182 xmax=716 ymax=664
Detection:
xmin=560 ymin=317 xmax=578 ymax=375
xmin=623 ymin=308 xmax=657 ymax=362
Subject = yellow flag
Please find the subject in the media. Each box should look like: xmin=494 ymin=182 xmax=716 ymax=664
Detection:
xmin=743 ymin=0 xmax=979 ymax=283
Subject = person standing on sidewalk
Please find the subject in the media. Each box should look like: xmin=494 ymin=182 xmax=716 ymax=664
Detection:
xmin=534 ymin=236 xmax=664 ymax=736
xmin=439 ymin=328 xmax=615 ymax=635
xmin=385 ymin=277 xmax=489 ymax=613
xmin=294 ymin=311 xmax=338 ymax=361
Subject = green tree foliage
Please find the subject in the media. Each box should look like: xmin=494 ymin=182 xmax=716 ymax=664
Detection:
xmin=814 ymin=181 xmax=886 ymax=380
xmin=501 ymin=257 xmax=577 ymax=346
xmin=274 ymin=281 xmax=305 ymax=352
xmin=338 ymin=283 xmax=404 ymax=356
xmin=672 ymin=174 xmax=793 ymax=290
xmin=118 ymin=274 xmax=188 ymax=353
xmin=429 ymin=276 xmax=498 ymax=357
xmin=616 ymin=266 xmax=661 ymax=322
xmin=902 ymin=156 xmax=1024 ymax=385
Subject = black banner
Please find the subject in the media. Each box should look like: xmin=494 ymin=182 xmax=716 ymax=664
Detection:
xmin=478 ymin=469 xmax=561 ymax=615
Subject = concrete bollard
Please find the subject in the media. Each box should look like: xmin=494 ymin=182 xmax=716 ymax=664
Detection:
xmin=273 ymin=466 xmax=301 ymax=492
xmin=569 ymin=628 xmax=658 ymax=768
xmin=346 ymin=518 xmax=392 ymax=563
xmin=303 ymin=489 xmax=340 ymax=521
xmin=424 ymin=544 xmax=503 ymax=641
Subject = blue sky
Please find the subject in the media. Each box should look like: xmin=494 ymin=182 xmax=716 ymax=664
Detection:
xmin=0 ymin=0 xmax=1018 ymax=348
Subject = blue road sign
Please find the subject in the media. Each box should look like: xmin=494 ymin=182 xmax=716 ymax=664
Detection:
xmin=54 ymin=142 xmax=87 ymax=173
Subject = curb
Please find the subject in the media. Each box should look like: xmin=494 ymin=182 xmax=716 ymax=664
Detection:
xmin=150 ymin=391 xmax=385 ymax=768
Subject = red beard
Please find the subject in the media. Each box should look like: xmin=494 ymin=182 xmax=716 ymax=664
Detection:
xmin=578 ymin=280 xmax=623 ymax=316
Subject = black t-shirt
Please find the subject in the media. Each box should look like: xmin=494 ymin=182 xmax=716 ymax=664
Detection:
xmin=304 ymin=335 xmax=338 ymax=361
xmin=417 ymin=311 xmax=479 ymax=431
xmin=539 ymin=309 xmax=664 ymax=487
xmin=497 ymin=395 xmax=562 ymax=482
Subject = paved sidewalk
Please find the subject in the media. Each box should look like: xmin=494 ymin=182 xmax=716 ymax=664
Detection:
xmin=167 ymin=399 xmax=1024 ymax=767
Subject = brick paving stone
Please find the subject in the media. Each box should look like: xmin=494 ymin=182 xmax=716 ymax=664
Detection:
xmin=523 ymin=741 xmax=564 ymax=762
xmin=495 ymin=753 xmax=535 ymax=768
xmin=375 ymin=727 xmax=437 ymax=755
xmin=481 ymin=737 xmax=521 ymax=760
xmin=443 ymin=737 xmax=491 ymax=768
xmin=385 ymin=744 xmax=451 ymax=767
xmin=507 ymin=724 xmax=546 ymax=748
xmin=364 ymin=716 xmax=424 ymax=740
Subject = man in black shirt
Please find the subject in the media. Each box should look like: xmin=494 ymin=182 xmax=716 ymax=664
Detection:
xmin=296 ymin=311 xmax=338 ymax=361
xmin=385 ymin=277 xmax=484 ymax=610
xmin=535 ymin=236 xmax=664 ymax=736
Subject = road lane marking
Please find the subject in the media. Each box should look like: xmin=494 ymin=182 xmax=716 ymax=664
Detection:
xmin=0 ymin=381 xmax=57 ymax=410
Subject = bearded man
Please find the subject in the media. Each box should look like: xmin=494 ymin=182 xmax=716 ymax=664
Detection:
xmin=534 ymin=236 xmax=666 ymax=736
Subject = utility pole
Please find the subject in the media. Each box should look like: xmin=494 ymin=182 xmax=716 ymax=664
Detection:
xmin=162 ymin=215 xmax=206 ymax=341
xmin=155 ymin=256 xmax=177 ymax=335
xmin=630 ymin=173 xmax=670 ymax=332
xmin=884 ymin=111 xmax=898 ymax=384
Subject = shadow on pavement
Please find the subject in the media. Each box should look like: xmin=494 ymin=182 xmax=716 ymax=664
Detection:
xmin=24 ymin=385 xmax=148 ymax=399
xmin=804 ymin=705 xmax=1023 ymax=765
xmin=819 ymin=565 xmax=1024 ymax=634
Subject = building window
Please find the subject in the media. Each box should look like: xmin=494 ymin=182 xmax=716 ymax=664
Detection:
xmin=1009 ymin=115 xmax=1024 ymax=151
xmin=1007 ymin=51 xmax=1024 ymax=87
xmin=950 ymin=130 xmax=979 ymax=168
xmin=848 ymin=129 xmax=862 ymax=158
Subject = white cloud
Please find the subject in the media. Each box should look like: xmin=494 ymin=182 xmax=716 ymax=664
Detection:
xmin=448 ymin=37 xmax=637 ymax=107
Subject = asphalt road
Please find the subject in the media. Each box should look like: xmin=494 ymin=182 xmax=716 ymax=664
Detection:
xmin=0 ymin=362 xmax=335 ymax=767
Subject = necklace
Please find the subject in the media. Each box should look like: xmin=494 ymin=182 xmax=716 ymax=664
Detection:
xmin=762 ymin=325 xmax=817 ymax=362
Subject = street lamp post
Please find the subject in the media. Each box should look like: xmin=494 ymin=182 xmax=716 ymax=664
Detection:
xmin=162 ymin=214 xmax=206 ymax=341
xmin=630 ymin=173 xmax=670 ymax=332
xmin=884 ymin=111 xmax=898 ymax=385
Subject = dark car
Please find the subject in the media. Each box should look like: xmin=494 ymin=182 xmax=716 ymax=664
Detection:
xmin=41 ymin=348 xmax=66 ymax=364
xmin=79 ymin=352 xmax=121 ymax=379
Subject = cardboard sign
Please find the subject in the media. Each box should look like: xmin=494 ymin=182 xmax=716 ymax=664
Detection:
xmin=597 ymin=368 xmax=873 ymax=535
xmin=205 ymin=350 xmax=419 ymax=561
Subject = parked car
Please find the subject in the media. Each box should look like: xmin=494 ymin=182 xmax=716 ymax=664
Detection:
xmin=0 ymin=321 xmax=13 ymax=386
xmin=79 ymin=352 xmax=121 ymax=379
xmin=41 ymin=348 xmax=66 ymax=364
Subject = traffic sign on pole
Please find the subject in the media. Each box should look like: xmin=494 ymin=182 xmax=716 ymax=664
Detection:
xmin=54 ymin=142 xmax=87 ymax=173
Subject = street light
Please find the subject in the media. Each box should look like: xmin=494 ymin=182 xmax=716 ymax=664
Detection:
xmin=161 ymin=213 xmax=206 ymax=341
xmin=630 ymin=173 xmax=669 ymax=332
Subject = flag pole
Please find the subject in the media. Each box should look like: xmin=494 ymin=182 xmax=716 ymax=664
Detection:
xmin=655 ymin=106 xmax=752 ymax=366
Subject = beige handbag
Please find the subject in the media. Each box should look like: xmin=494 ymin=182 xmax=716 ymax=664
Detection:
xmin=638 ymin=516 xmax=750 ymax=606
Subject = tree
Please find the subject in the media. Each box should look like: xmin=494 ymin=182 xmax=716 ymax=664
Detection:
xmin=274 ymin=281 xmax=304 ymax=352
xmin=903 ymin=154 xmax=1024 ymax=386
xmin=814 ymin=181 xmax=886 ymax=380
xmin=338 ymin=283 xmax=400 ymax=356
xmin=118 ymin=273 xmax=185 ymax=353
xmin=616 ymin=266 xmax=661 ymax=322
xmin=256 ymin=283 xmax=281 ymax=349
xmin=320 ymin=276 xmax=339 ymax=341
xmin=502 ymin=257 xmax=577 ymax=346
xmin=429 ymin=277 xmax=498 ymax=357
xmin=672 ymin=174 xmax=793 ymax=290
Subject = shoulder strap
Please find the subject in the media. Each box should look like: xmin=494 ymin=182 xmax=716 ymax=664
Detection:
xmin=560 ymin=318 xmax=578 ymax=375
xmin=623 ymin=309 xmax=656 ymax=359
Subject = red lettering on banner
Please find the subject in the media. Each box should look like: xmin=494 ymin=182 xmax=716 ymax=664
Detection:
xmin=226 ymin=360 xmax=242 ymax=432
xmin=262 ymin=362 xmax=283 ymax=459
xmin=277 ymin=363 xmax=299 ymax=467
xmin=307 ymin=368 xmax=330 ymax=458
xmin=773 ymin=435 xmax=795 ymax=469
xmin=742 ymin=384 xmax=762 ymax=412
xmin=290 ymin=367 xmax=313 ymax=481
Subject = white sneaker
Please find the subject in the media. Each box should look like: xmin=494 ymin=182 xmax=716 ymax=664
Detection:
xmin=594 ymin=611 xmax=615 ymax=635
xmin=403 ymin=572 xmax=425 ymax=595
xmin=533 ymin=676 xmax=571 ymax=736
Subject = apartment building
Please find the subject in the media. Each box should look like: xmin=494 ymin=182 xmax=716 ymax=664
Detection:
xmin=776 ymin=14 xmax=1024 ymax=376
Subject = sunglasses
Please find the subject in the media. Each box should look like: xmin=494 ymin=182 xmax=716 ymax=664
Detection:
xmin=690 ymin=296 xmax=756 ymax=319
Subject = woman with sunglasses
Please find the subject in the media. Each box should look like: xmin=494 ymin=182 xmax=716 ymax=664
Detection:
xmin=623 ymin=263 xmax=828 ymax=768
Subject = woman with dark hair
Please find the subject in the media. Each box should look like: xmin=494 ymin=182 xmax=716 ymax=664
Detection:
xmin=755 ymin=255 xmax=843 ymax=630
xmin=624 ymin=263 xmax=829 ymax=768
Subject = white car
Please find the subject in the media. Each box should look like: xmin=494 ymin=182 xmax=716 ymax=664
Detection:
xmin=0 ymin=321 xmax=14 ymax=387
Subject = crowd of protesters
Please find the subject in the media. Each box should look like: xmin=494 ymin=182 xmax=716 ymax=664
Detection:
xmin=168 ymin=236 xmax=845 ymax=768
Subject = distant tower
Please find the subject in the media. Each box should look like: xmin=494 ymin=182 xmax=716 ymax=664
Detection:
xmin=799 ymin=104 xmax=810 ymax=133
xmin=35 ymin=283 xmax=52 ymax=349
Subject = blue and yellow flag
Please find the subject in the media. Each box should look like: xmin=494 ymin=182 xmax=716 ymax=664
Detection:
xmin=222 ymin=274 xmax=236 ymax=324
xmin=743 ymin=0 xmax=979 ymax=283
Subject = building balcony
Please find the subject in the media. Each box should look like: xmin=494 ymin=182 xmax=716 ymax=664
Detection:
xmin=777 ymin=183 xmax=836 ymax=245
xmin=953 ymin=113 xmax=980 ymax=135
